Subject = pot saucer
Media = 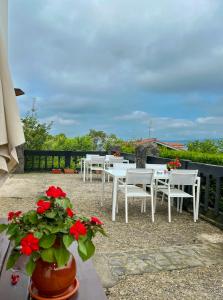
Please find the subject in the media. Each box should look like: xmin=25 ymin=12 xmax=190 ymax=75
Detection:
xmin=29 ymin=277 xmax=79 ymax=300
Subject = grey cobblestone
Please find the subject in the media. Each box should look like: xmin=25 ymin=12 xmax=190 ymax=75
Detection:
xmin=95 ymin=242 xmax=223 ymax=282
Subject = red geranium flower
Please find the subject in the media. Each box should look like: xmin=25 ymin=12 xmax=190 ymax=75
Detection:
xmin=70 ymin=220 xmax=87 ymax=240
xmin=46 ymin=186 xmax=66 ymax=198
xmin=11 ymin=274 xmax=20 ymax=285
xmin=91 ymin=216 xmax=103 ymax=225
xmin=20 ymin=233 xmax=39 ymax=256
xmin=66 ymin=208 xmax=74 ymax=218
xmin=37 ymin=199 xmax=51 ymax=214
xmin=8 ymin=211 xmax=22 ymax=221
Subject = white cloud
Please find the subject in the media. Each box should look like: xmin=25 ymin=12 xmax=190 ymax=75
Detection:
xmin=196 ymin=116 xmax=223 ymax=125
xmin=40 ymin=115 xmax=80 ymax=126
xmin=115 ymin=110 xmax=149 ymax=121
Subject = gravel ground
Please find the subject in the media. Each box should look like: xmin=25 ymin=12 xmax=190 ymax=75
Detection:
xmin=1 ymin=173 xmax=223 ymax=299
xmin=107 ymin=265 xmax=223 ymax=300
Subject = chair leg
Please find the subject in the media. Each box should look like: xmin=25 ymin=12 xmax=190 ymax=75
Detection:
xmin=125 ymin=194 xmax=128 ymax=223
xmin=180 ymin=198 xmax=183 ymax=213
xmin=168 ymin=196 xmax=171 ymax=222
xmin=193 ymin=188 xmax=196 ymax=222
xmin=90 ymin=169 xmax=92 ymax=182
xmin=151 ymin=195 xmax=154 ymax=223
xmin=177 ymin=198 xmax=179 ymax=212
xmin=161 ymin=193 xmax=165 ymax=204
xmin=141 ymin=199 xmax=144 ymax=213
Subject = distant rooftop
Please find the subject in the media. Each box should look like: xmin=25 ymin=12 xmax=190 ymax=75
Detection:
xmin=134 ymin=138 xmax=186 ymax=151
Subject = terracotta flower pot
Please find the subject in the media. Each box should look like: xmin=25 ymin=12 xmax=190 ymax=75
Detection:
xmin=64 ymin=168 xmax=75 ymax=174
xmin=51 ymin=169 xmax=62 ymax=174
xmin=31 ymin=256 xmax=76 ymax=297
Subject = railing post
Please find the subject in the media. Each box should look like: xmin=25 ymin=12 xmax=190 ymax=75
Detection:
xmin=65 ymin=153 xmax=71 ymax=168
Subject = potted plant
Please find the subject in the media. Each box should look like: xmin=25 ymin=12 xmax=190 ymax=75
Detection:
xmin=51 ymin=169 xmax=62 ymax=174
xmin=64 ymin=168 xmax=75 ymax=174
xmin=166 ymin=158 xmax=181 ymax=171
xmin=0 ymin=186 xmax=106 ymax=298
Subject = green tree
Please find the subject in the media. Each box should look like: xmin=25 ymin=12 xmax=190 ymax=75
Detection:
xmin=187 ymin=139 xmax=218 ymax=153
xmin=88 ymin=129 xmax=106 ymax=150
xmin=22 ymin=114 xmax=52 ymax=150
xmin=45 ymin=134 xmax=94 ymax=151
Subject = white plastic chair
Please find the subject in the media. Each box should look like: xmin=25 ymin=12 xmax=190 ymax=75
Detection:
xmin=88 ymin=157 xmax=106 ymax=182
xmin=156 ymin=169 xmax=198 ymax=222
xmin=117 ymin=169 xmax=155 ymax=223
xmin=113 ymin=163 xmax=136 ymax=169
xmin=106 ymin=157 xmax=128 ymax=182
xmin=146 ymin=164 xmax=167 ymax=173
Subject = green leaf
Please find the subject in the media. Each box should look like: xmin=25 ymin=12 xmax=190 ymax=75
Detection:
xmin=6 ymin=223 xmax=19 ymax=236
xmin=78 ymin=239 xmax=95 ymax=262
xmin=6 ymin=252 xmax=20 ymax=270
xmin=55 ymin=198 xmax=71 ymax=209
xmin=78 ymin=239 xmax=87 ymax=257
xmin=26 ymin=257 xmax=36 ymax=276
xmin=40 ymin=248 xmax=55 ymax=263
xmin=0 ymin=224 xmax=7 ymax=233
xmin=54 ymin=247 xmax=70 ymax=268
xmin=63 ymin=234 xmax=74 ymax=249
xmin=34 ymin=231 xmax=43 ymax=239
xmin=39 ymin=234 xmax=56 ymax=249
xmin=45 ymin=211 xmax=56 ymax=219
xmin=95 ymin=227 xmax=108 ymax=237
xmin=85 ymin=240 xmax=95 ymax=258
xmin=28 ymin=211 xmax=38 ymax=224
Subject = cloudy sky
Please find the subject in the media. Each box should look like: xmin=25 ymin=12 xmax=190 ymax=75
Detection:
xmin=9 ymin=0 xmax=223 ymax=141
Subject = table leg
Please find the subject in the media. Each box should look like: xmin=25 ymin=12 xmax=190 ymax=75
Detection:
xmin=81 ymin=159 xmax=83 ymax=175
xmin=196 ymin=178 xmax=200 ymax=220
xmin=83 ymin=160 xmax=86 ymax=182
xmin=112 ymin=177 xmax=118 ymax=221
xmin=101 ymin=170 xmax=105 ymax=206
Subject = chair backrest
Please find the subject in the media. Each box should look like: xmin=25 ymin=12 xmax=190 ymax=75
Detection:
xmin=126 ymin=169 xmax=154 ymax=185
xmin=105 ymin=155 xmax=115 ymax=160
xmin=90 ymin=157 xmax=105 ymax=164
xmin=113 ymin=163 xmax=136 ymax=169
xmin=146 ymin=164 xmax=167 ymax=171
xmin=108 ymin=157 xmax=125 ymax=163
xmin=169 ymin=169 xmax=198 ymax=186
xmin=86 ymin=154 xmax=100 ymax=159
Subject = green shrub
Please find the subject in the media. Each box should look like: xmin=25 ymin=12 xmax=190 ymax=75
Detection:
xmin=159 ymin=148 xmax=223 ymax=166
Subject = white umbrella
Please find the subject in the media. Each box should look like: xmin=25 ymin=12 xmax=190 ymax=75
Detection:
xmin=0 ymin=27 xmax=25 ymax=175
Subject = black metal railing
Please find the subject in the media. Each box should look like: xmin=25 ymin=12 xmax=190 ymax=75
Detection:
xmin=147 ymin=155 xmax=223 ymax=227
xmin=24 ymin=150 xmax=135 ymax=172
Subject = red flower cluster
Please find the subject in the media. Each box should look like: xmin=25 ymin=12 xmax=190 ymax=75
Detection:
xmin=167 ymin=158 xmax=181 ymax=169
xmin=11 ymin=274 xmax=20 ymax=285
xmin=20 ymin=233 xmax=39 ymax=256
xmin=91 ymin=216 xmax=103 ymax=225
xmin=46 ymin=186 xmax=66 ymax=198
xmin=70 ymin=220 xmax=87 ymax=240
xmin=66 ymin=208 xmax=74 ymax=217
xmin=8 ymin=211 xmax=22 ymax=221
xmin=37 ymin=200 xmax=51 ymax=214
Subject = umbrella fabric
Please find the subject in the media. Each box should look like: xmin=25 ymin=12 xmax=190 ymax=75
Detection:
xmin=0 ymin=30 xmax=25 ymax=174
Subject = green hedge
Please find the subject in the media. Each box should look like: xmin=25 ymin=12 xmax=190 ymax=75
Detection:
xmin=159 ymin=148 xmax=223 ymax=166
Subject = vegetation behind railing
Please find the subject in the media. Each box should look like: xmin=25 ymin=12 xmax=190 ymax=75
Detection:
xmin=24 ymin=150 xmax=135 ymax=171
xmin=159 ymin=148 xmax=223 ymax=166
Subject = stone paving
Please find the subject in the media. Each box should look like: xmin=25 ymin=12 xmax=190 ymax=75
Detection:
xmin=94 ymin=242 xmax=223 ymax=286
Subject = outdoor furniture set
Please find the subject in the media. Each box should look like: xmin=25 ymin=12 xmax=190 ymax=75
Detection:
xmin=81 ymin=155 xmax=200 ymax=223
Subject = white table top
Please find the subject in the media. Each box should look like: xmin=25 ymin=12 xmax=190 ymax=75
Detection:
xmin=105 ymin=168 xmax=169 ymax=180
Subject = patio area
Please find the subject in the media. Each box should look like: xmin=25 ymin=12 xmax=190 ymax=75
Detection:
xmin=0 ymin=173 xmax=223 ymax=299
